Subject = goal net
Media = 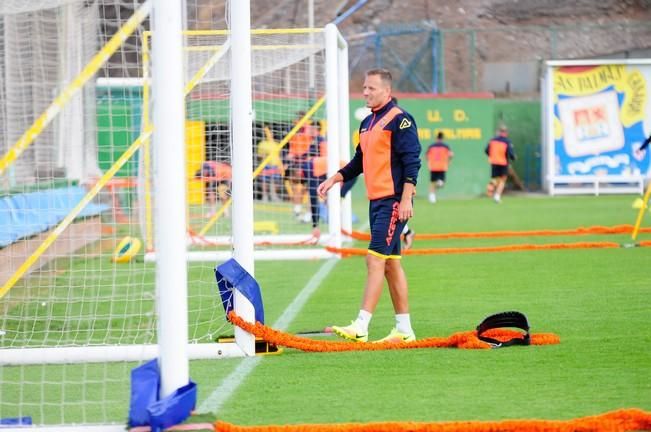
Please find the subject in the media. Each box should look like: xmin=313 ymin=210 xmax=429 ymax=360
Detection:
xmin=0 ymin=0 xmax=351 ymax=428
xmin=137 ymin=27 xmax=351 ymax=263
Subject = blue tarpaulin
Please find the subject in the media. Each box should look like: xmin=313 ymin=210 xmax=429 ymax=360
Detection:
xmin=128 ymin=359 xmax=197 ymax=431
xmin=0 ymin=186 xmax=108 ymax=248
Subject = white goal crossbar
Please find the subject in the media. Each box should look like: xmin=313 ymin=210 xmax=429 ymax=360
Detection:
xmin=0 ymin=343 xmax=246 ymax=366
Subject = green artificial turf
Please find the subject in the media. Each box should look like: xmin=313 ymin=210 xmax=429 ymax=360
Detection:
xmin=2 ymin=194 xmax=650 ymax=426
xmin=197 ymin=194 xmax=651 ymax=426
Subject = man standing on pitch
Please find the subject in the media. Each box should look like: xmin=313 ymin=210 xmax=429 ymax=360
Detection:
xmin=317 ymin=69 xmax=421 ymax=343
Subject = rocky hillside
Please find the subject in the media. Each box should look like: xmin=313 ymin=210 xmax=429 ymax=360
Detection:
xmin=193 ymin=0 xmax=651 ymax=94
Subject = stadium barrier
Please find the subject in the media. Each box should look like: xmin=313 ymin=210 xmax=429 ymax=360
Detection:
xmin=0 ymin=187 xmax=108 ymax=288
xmin=0 ymin=186 xmax=108 ymax=247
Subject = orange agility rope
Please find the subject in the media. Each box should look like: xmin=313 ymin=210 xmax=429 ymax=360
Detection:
xmin=215 ymin=408 xmax=651 ymax=432
xmin=326 ymin=240 xmax=644 ymax=257
xmin=187 ymin=227 xmax=319 ymax=247
xmin=343 ymin=224 xmax=651 ymax=241
xmin=227 ymin=312 xmax=559 ymax=352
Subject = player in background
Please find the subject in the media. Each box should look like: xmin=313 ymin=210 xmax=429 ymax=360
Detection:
xmin=302 ymin=134 xmax=357 ymax=239
xmin=426 ymin=131 xmax=454 ymax=204
xmin=285 ymin=114 xmax=320 ymax=221
xmin=485 ymin=125 xmax=516 ymax=203
xmin=195 ymin=160 xmax=232 ymax=217
xmin=401 ymin=225 xmax=415 ymax=249
xmin=318 ymin=68 xmax=421 ymax=343
xmin=257 ymin=126 xmax=283 ymax=202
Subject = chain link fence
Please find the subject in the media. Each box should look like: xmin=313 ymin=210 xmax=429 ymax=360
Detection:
xmin=440 ymin=21 xmax=651 ymax=95
xmin=346 ymin=21 xmax=651 ymax=95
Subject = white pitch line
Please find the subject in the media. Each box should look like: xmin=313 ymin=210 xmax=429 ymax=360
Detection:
xmin=198 ymin=257 xmax=340 ymax=414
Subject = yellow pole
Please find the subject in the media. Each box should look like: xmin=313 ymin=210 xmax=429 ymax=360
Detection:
xmin=142 ymin=31 xmax=154 ymax=252
xmin=0 ymin=1 xmax=151 ymax=176
xmin=197 ymin=95 xmax=326 ymax=236
xmin=0 ymin=128 xmax=152 ymax=300
xmin=631 ymin=180 xmax=651 ymax=240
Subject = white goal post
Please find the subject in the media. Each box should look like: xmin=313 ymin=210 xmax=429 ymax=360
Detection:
xmin=0 ymin=1 xmax=357 ymax=428
xmin=0 ymin=0 xmax=352 ymax=427
xmin=542 ymin=59 xmax=651 ymax=195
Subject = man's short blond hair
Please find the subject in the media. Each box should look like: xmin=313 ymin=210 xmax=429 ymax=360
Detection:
xmin=365 ymin=68 xmax=392 ymax=86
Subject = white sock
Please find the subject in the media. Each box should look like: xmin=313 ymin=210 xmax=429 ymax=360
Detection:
xmin=395 ymin=313 xmax=413 ymax=335
xmin=354 ymin=309 xmax=372 ymax=334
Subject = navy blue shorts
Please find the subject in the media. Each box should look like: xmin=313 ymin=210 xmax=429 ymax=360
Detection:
xmin=430 ymin=171 xmax=446 ymax=182
xmin=491 ymin=164 xmax=508 ymax=178
xmin=368 ymin=197 xmax=407 ymax=259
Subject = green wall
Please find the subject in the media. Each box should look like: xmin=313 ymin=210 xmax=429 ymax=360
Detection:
xmin=493 ymin=100 xmax=541 ymax=190
xmin=96 ymin=90 xmax=543 ymax=194
xmin=187 ymin=99 xmax=326 ymax=123
xmin=96 ymin=88 xmax=142 ymax=177
xmin=350 ymin=97 xmax=495 ymax=198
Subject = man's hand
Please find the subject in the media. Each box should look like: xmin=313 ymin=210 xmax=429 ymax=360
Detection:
xmin=399 ymin=182 xmax=416 ymax=222
xmin=398 ymin=198 xmax=413 ymax=222
xmin=317 ymin=173 xmax=343 ymax=200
